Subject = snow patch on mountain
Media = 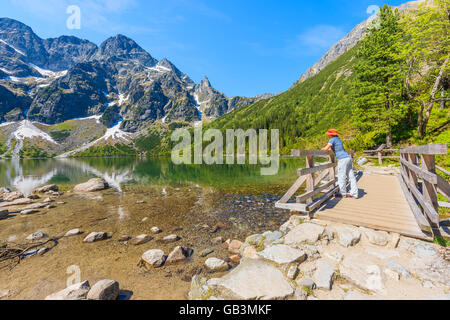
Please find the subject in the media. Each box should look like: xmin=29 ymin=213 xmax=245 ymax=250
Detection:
xmin=0 ymin=39 xmax=25 ymax=56
xmin=13 ymin=120 xmax=57 ymax=144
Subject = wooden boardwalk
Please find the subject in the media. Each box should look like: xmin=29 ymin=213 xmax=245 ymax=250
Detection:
xmin=276 ymin=145 xmax=449 ymax=241
xmin=314 ymin=173 xmax=427 ymax=239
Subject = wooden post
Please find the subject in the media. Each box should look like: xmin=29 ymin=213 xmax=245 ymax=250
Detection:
xmin=378 ymin=152 xmax=383 ymax=166
xmin=408 ymin=153 xmax=419 ymax=189
xmin=421 ymin=154 xmax=439 ymax=219
xmin=329 ymin=154 xmax=336 ymax=188
xmin=305 ymin=156 xmax=315 ymax=205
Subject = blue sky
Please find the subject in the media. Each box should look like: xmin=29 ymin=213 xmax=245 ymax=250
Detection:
xmin=1 ymin=0 xmax=407 ymax=97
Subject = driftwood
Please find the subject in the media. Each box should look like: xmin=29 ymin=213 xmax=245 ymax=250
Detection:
xmin=0 ymin=238 xmax=57 ymax=270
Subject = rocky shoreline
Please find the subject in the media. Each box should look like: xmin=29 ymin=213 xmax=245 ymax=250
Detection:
xmin=0 ymin=180 xmax=449 ymax=300
xmin=188 ymin=216 xmax=450 ymax=300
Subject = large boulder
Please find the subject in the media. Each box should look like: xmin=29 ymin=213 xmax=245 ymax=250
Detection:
xmin=87 ymin=280 xmax=119 ymax=300
xmin=45 ymin=281 xmax=91 ymax=300
xmin=284 ymin=223 xmax=325 ymax=245
xmin=142 ymin=249 xmax=166 ymax=268
xmin=258 ymin=245 xmax=306 ymax=265
xmin=74 ymin=179 xmax=109 ymax=193
xmin=217 ymin=259 xmax=295 ymax=300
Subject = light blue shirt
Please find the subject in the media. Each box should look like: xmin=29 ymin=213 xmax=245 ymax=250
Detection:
xmin=329 ymin=137 xmax=350 ymax=160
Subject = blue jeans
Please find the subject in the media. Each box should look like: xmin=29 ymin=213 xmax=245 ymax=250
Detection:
xmin=337 ymin=157 xmax=359 ymax=198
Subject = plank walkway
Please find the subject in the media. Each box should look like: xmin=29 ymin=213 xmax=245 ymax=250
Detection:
xmin=314 ymin=173 xmax=428 ymax=240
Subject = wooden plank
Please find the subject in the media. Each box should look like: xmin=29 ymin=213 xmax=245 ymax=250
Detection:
xmin=297 ymin=179 xmax=337 ymax=203
xmin=400 ymin=144 xmax=447 ymax=155
xmin=291 ymin=150 xmax=332 ymax=157
xmin=275 ymin=201 xmax=307 ymax=212
xmin=314 ymin=169 xmax=330 ymax=187
xmin=400 ymin=158 xmax=437 ymax=184
xmin=439 ymin=201 xmax=450 ymax=208
xmin=408 ymin=153 xmax=419 ymax=189
xmin=408 ymin=180 xmax=439 ymax=225
xmin=421 ymin=154 xmax=439 ymax=217
xmin=278 ymin=175 xmax=308 ymax=203
xmin=298 ymin=163 xmax=336 ymax=176
xmin=307 ymin=185 xmax=339 ymax=212
xmin=436 ymin=165 xmax=450 ymax=176
xmin=305 ymin=156 xmax=315 ymax=205
xmin=398 ymin=174 xmax=431 ymax=229
xmin=437 ymin=174 xmax=450 ymax=200
xmin=314 ymin=213 xmax=429 ymax=240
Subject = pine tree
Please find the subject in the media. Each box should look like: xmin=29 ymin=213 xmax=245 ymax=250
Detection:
xmin=351 ymin=5 xmax=406 ymax=148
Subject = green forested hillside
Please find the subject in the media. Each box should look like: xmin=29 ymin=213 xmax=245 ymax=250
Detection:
xmin=208 ymin=1 xmax=449 ymax=156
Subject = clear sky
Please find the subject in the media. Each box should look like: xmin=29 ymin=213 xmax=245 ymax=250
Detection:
xmin=1 ymin=0 xmax=407 ymax=97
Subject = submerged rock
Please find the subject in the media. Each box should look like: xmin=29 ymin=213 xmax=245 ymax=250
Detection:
xmin=83 ymin=232 xmax=108 ymax=243
xmin=0 ymin=198 xmax=33 ymax=208
xmin=26 ymin=231 xmax=48 ymax=241
xmin=129 ymin=234 xmax=152 ymax=246
xmin=64 ymin=229 xmax=83 ymax=237
xmin=0 ymin=210 xmax=8 ymax=220
xmin=3 ymin=192 xmax=24 ymax=202
xmin=34 ymin=185 xmax=58 ymax=193
xmin=45 ymin=281 xmax=90 ymax=300
xmin=228 ymin=240 xmax=243 ymax=254
xmin=217 ymin=259 xmax=295 ymax=300
xmin=200 ymin=249 xmax=214 ymax=257
xmin=166 ymin=246 xmax=192 ymax=264
xmin=74 ymin=179 xmax=109 ymax=193
xmin=161 ymin=234 xmax=180 ymax=243
xmin=142 ymin=249 xmax=166 ymax=268
xmin=87 ymin=280 xmax=119 ymax=300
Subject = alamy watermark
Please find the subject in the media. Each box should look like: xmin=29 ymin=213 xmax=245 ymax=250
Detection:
xmin=66 ymin=5 xmax=81 ymax=30
xmin=171 ymin=126 xmax=280 ymax=176
xmin=66 ymin=265 xmax=81 ymax=287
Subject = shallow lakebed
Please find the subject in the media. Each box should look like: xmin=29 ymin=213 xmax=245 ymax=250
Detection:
xmin=0 ymin=157 xmax=305 ymax=299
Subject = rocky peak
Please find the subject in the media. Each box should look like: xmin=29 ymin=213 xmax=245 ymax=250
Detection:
xmin=200 ymin=76 xmax=212 ymax=89
xmin=92 ymin=34 xmax=157 ymax=67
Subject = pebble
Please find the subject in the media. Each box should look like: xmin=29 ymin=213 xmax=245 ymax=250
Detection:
xmin=200 ymin=249 xmax=214 ymax=257
xmin=64 ymin=229 xmax=83 ymax=237
xmin=151 ymin=227 xmax=162 ymax=234
xmin=129 ymin=234 xmax=152 ymax=245
xmin=161 ymin=234 xmax=180 ymax=243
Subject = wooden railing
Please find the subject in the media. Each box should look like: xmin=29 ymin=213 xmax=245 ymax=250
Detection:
xmin=363 ymin=144 xmax=400 ymax=165
xmin=275 ymin=149 xmax=351 ymax=213
xmin=398 ymin=144 xmax=449 ymax=230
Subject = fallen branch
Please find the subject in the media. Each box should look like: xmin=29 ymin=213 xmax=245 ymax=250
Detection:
xmin=0 ymin=238 xmax=57 ymax=270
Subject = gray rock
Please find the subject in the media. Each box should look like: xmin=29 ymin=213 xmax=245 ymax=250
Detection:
xmin=217 ymin=259 xmax=295 ymax=300
xmin=34 ymin=185 xmax=58 ymax=193
xmin=200 ymin=249 xmax=214 ymax=257
xmin=166 ymin=246 xmax=191 ymax=264
xmin=313 ymin=260 xmax=335 ymax=290
xmin=45 ymin=281 xmax=91 ymax=300
xmin=360 ymin=227 xmax=390 ymax=246
xmin=205 ymin=258 xmax=229 ymax=272
xmin=340 ymin=255 xmax=385 ymax=294
xmin=83 ymin=232 xmax=108 ymax=243
xmin=284 ymin=223 xmax=325 ymax=245
xmin=129 ymin=234 xmax=152 ymax=245
xmin=26 ymin=231 xmax=48 ymax=241
xmin=142 ymin=249 xmax=166 ymax=268
xmin=0 ymin=198 xmax=33 ymax=208
xmin=151 ymin=226 xmax=162 ymax=234
xmin=20 ymin=209 xmax=40 ymax=215
xmin=258 ymin=245 xmax=307 ymax=265
xmin=262 ymin=231 xmax=283 ymax=246
xmin=22 ymin=203 xmax=47 ymax=210
xmin=385 ymin=260 xmax=411 ymax=279
xmin=325 ymin=251 xmax=344 ymax=262
xmin=296 ymin=278 xmax=316 ymax=290
xmin=292 ymin=288 xmax=308 ymax=300
xmin=74 ymin=179 xmax=109 ymax=192
xmin=161 ymin=234 xmax=180 ymax=243
xmin=64 ymin=229 xmax=82 ymax=237
xmin=335 ymin=226 xmax=361 ymax=247
xmin=287 ymin=265 xmax=299 ymax=280
xmin=87 ymin=280 xmax=119 ymax=300
xmin=3 ymin=191 xmax=24 ymax=202
xmin=0 ymin=210 xmax=8 ymax=220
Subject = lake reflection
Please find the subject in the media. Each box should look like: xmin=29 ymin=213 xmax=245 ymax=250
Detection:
xmin=0 ymin=157 xmax=306 ymax=196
